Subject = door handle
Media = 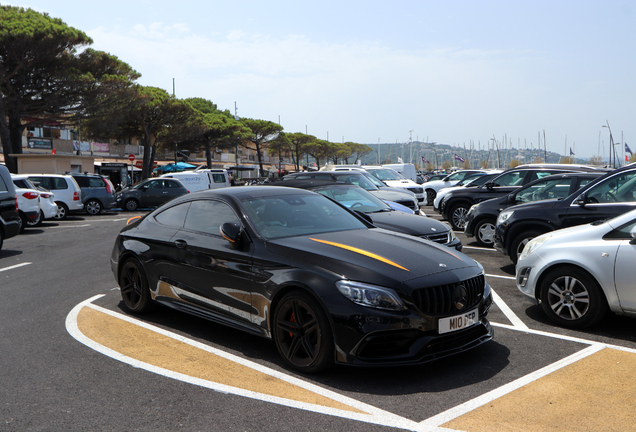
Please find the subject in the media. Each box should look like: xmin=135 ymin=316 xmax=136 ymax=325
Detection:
xmin=174 ymin=239 xmax=187 ymax=249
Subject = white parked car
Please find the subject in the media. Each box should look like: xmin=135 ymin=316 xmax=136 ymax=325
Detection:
xmin=11 ymin=182 xmax=40 ymax=232
xmin=26 ymin=174 xmax=83 ymax=219
xmin=423 ymin=169 xmax=489 ymax=205
xmin=516 ymin=208 xmax=636 ymax=328
xmin=362 ymin=166 xmax=425 ymax=203
xmin=12 ymin=175 xmax=57 ymax=226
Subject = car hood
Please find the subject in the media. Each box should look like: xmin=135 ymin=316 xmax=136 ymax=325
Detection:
xmin=366 ymin=210 xmax=449 ymax=236
xmin=264 ymin=228 xmax=475 ymax=286
xmin=371 ymin=189 xmax=415 ymax=202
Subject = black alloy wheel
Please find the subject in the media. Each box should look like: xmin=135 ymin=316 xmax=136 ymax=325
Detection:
xmin=54 ymin=202 xmax=68 ymax=220
xmin=85 ymin=199 xmax=102 ymax=215
xmin=474 ymin=218 xmax=496 ymax=247
xmin=426 ymin=189 xmax=436 ymax=206
xmin=539 ymin=266 xmax=608 ymax=328
xmin=273 ymin=291 xmax=334 ymax=373
xmin=449 ymin=204 xmax=470 ymax=230
xmin=26 ymin=210 xmax=42 ymax=227
xmin=119 ymin=258 xmax=153 ymax=313
xmin=509 ymin=230 xmax=542 ymax=264
xmin=125 ymin=199 xmax=139 ymax=212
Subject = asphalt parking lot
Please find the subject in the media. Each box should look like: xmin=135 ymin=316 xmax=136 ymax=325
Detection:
xmin=1 ymin=205 xmax=636 ymax=431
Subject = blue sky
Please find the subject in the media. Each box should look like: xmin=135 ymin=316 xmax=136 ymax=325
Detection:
xmin=8 ymin=0 xmax=636 ymax=158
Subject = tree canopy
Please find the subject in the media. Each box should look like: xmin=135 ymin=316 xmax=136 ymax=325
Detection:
xmin=242 ymin=118 xmax=284 ymax=176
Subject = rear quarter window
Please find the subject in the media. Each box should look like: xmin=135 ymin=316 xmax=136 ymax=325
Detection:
xmin=212 ymin=174 xmax=226 ymax=183
xmin=0 ymin=176 xmax=7 ymax=192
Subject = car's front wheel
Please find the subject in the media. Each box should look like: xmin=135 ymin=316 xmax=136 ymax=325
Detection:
xmin=474 ymin=218 xmax=496 ymax=247
xmin=85 ymin=199 xmax=102 ymax=215
xmin=449 ymin=204 xmax=470 ymax=230
xmin=124 ymin=199 xmax=139 ymax=212
xmin=273 ymin=291 xmax=334 ymax=373
xmin=426 ymin=189 xmax=436 ymax=206
xmin=539 ymin=266 xmax=608 ymax=328
xmin=509 ymin=230 xmax=542 ymax=264
xmin=119 ymin=258 xmax=153 ymax=313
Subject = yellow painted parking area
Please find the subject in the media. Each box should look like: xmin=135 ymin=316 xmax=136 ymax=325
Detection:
xmin=442 ymin=347 xmax=636 ymax=432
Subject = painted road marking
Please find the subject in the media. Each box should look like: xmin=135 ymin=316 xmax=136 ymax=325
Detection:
xmin=462 ymin=246 xmax=498 ymax=251
xmin=67 ymin=293 xmax=636 ymax=432
xmin=485 ymin=273 xmax=515 ymax=280
xmin=0 ymin=262 xmax=32 ymax=272
xmin=490 ymin=288 xmax=528 ymax=330
xmin=66 ymin=295 xmax=421 ymax=431
xmin=50 ymin=224 xmax=91 ymax=228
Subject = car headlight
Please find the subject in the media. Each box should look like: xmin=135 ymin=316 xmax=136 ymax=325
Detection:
xmin=519 ymin=235 xmax=551 ymax=261
xmin=441 ymin=193 xmax=452 ymax=204
xmin=497 ymin=210 xmax=513 ymax=225
xmin=441 ymin=222 xmax=457 ymax=241
xmin=335 ymin=280 xmax=406 ymax=310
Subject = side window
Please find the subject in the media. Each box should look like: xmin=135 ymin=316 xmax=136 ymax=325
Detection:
xmin=212 ymin=174 xmax=226 ymax=183
xmin=492 ymin=171 xmax=525 ymax=187
xmin=88 ymin=178 xmax=105 ymax=188
xmin=579 ymin=178 xmax=594 ymax=188
xmin=516 ymin=178 xmax=572 ymax=203
xmin=52 ymin=178 xmax=69 ymax=190
xmin=30 ymin=177 xmax=50 ymax=190
xmin=146 ymin=180 xmax=163 ymax=189
xmin=13 ymin=179 xmax=27 ymax=189
xmin=0 ymin=176 xmax=7 ymax=192
xmin=74 ymin=177 xmax=89 ymax=188
xmin=184 ymin=200 xmax=240 ymax=235
xmin=293 ymin=174 xmax=313 ymax=179
xmin=154 ymin=202 xmax=190 ymax=227
xmin=587 ymin=171 xmax=636 ymax=203
xmin=167 ymin=180 xmax=182 ymax=189
xmin=447 ymin=172 xmax=468 ymax=181
xmin=525 ymin=170 xmax=562 ymax=183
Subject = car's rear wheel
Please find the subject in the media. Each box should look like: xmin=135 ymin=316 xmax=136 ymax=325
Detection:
xmin=273 ymin=291 xmax=334 ymax=373
xmin=449 ymin=204 xmax=470 ymax=230
xmin=85 ymin=199 xmax=102 ymax=215
xmin=17 ymin=212 xmax=26 ymax=233
xmin=26 ymin=210 xmax=43 ymax=227
xmin=125 ymin=199 xmax=139 ymax=212
xmin=119 ymin=258 xmax=153 ymax=313
xmin=509 ymin=230 xmax=542 ymax=264
xmin=426 ymin=189 xmax=436 ymax=206
xmin=54 ymin=202 xmax=68 ymax=220
xmin=539 ymin=267 xmax=607 ymax=328
xmin=474 ymin=218 xmax=496 ymax=247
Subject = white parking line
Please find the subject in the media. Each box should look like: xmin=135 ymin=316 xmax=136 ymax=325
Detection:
xmin=0 ymin=262 xmax=32 ymax=272
xmin=50 ymin=224 xmax=91 ymax=228
xmin=490 ymin=288 xmax=528 ymax=330
xmin=462 ymin=246 xmax=498 ymax=251
xmin=485 ymin=273 xmax=515 ymax=280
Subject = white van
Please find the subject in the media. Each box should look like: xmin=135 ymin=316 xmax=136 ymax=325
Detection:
xmin=382 ymin=163 xmax=417 ymax=182
xmin=160 ymin=169 xmax=230 ymax=193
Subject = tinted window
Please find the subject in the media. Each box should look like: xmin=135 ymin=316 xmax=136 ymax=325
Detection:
xmin=184 ymin=200 xmax=239 ymax=235
xmin=491 ymin=171 xmax=526 ymax=187
xmin=516 ymin=178 xmax=572 ymax=203
xmin=73 ymin=176 xmax=90 ymax=188
xmin=0 ymin=176 xmax=7 ymax=192
xmin=167 ymin=180 xmax=183 ymax=189
xmin=51 ymin=178 xmax=68 ymax=190
xmin=526 ymin=170 xmax=564 ymax=183
xmin=317 ymin=187 xmax=387 ymax=212
xmin=290 ymin=174 xmax=313 ymax=180
xmin=146 ymin=180 xmax=164 ymax=189
xmin=13 ymin=179 xmax=28 ymax=189
xmin=154 ymin=202 xmax=190 ymax=227
xmin=88 ymin=177 xmax=106 ymax=188
xmin=333 ymin=174 xmax=376 ymax=191
xmin=29 ymin=177 xmax=50 ymax=190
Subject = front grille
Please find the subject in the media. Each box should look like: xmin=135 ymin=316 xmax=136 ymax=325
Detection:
xmin=407 ymin=187 xmax=423 ymax=194
xmin=422 ymin=232 xmax=449 ymax=245
xmin=396 ymin=200 xmax=417 ymax=210
xmin=411 ymin=274 xmax=485 ymax=315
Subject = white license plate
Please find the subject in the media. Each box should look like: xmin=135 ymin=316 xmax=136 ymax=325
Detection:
xmin=438 ymin=308 xmax=479 ymax=334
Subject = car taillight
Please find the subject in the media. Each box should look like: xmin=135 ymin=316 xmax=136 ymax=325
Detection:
xmin=73 ymin=191 xmax=80 ymax=201
xmin=14 ymin=193 xmax=18 ymax=210
xmin=105 ymin=180 xmax=112 ymax=194
xmin=22 ymin=192 xmax=39 ymax=200
xmin=40 ymin=192 xmax=53 ymax=199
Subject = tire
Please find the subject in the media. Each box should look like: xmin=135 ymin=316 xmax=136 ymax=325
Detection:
xmin=539 ymin=267 xmax=608 ymax=328
xmin=26 ymin=210 xmax=43 ymax=227
xmin=17 ymin=212 xmax=27 ymax=233
xmin=426 ymin=189 xmax=436 ymax=206
xmin=449 ymin=204 xmax=470 ymax=230
xmin=474 ymin=218 xmax=496 ymax=247
xmin=0 ymin=229 xmax=3 ymax=250
xmin=85 ymin=199 xmax=102 ymax=215
xmin=273 ymin=291 xmax=334 ymax=373
xmin=119 ymin=258 xmax=154 ymax=313
xmin=54 ymin=202 xmax=68 ymax=220
xmin=509 ymin=230 xmax=542 ymax=264
xmin=125 ymin=199 xmax=139 ymax=212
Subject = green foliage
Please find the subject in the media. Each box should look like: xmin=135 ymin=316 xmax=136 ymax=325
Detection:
xmin=589 ymin=155 xmax=603 ymax=165
xmin=558 ymin=156 xmax=574 ymax=164
xmin=509 ymin=159 xmax=522 ymax=168
xmin=242 ymin=118 xmax=284 ymax=176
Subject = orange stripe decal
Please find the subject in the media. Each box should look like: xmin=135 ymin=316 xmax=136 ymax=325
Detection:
xmin=309 ymin=238 xmax=409 ymax=271
xmin=127 ymin=216 xmax=142 ymax=225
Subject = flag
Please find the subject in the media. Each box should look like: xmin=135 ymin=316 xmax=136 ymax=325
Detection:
xmin=421 ymin=156 xmax=430 ymax=164
xmin=626 ymin=143 xmax=633 ymax=155
xmin=627 ymin=155 xmax=630 ymax=162
xmin=454 ymin=154 xmax=465 ymax=163
xmin=570 ymin=147 xmax=575 ymax=156
xmin=397 ymin=157 xmax=403 ymax=163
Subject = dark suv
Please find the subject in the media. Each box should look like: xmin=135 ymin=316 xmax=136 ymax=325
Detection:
xmin=0 ymin=165 xmax=20 ymax=250
xmin=464 ymin=172 xmax=605 ymax=247
xmin=72 ymin=173 xmax=117 ymax=215
xmin=494 ymin=164 xmax=636 ymax=264
xmin=437 ymin=164 xmax=610 ymax=230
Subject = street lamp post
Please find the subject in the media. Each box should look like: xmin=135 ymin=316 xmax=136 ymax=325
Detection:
xmin=602 ymin=121 xmax=616 ymax=168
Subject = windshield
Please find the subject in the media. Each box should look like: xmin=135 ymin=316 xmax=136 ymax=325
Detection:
xmin=332 ymin=174 xmax=378 ymax=191
xmin=316 ymin=186 xmax=390 ymax=213
xmin=367 ymin=168 xmax=404 ymax=181
xmin=457 ymin=174 xmax=485 ymax=186
xmin=241 ymin=193 xmax=367 ymax=239
xmin=363 ymin=173 xmax=387 ymax=188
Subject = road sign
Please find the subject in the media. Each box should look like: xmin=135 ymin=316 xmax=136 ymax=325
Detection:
xmin=128 ymin=154 xmax=135 ymax=162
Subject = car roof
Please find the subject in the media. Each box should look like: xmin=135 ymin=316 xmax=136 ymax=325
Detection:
xmin=267 ymin=179 xmax=350 ymax=190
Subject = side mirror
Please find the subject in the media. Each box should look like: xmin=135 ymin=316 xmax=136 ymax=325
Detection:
xmin=507 ymin=193 xmax=516 ymax=204
xmin=573 ymin=193 xmax=587 ymax=206
xmin=485 ymin=182 xmax=495 ymax=190
xmin=221 ymin=222 xmax=242 ymax=250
